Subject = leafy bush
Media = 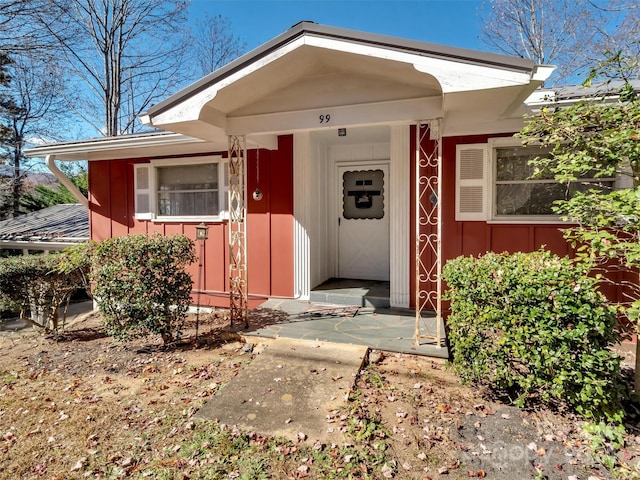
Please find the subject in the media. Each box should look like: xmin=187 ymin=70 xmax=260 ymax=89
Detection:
xmin=0 ymin=246 xmax=91 ymax=333
xmin=442 ymin=249 xmax=626 ymax=422
xmin=92 ymin=234 xmax=196 ymax=344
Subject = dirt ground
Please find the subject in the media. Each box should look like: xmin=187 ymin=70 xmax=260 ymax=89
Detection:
xmin=1 ymin=310 xmax=639 ymax=479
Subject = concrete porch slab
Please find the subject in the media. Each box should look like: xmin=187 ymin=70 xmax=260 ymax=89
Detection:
xmin=245 ymin=298 xmax=449 ymax=359
xmin=195 ymin=337 xmax=368 ymax=444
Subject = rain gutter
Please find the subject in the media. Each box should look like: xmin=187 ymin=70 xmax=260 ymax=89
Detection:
xmin=46 ymin=155 xmax=89 ymax=208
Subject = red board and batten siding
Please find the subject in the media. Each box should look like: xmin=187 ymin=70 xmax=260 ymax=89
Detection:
xmin=440 ymin=134 xmax=569 ymax=262
xmin=439 ymin=134 xmax=633 ymax=339
xmin=409 ymin=128 xmax=569 ymax=308
xmin=87 ymin=134 xmax=295 ymax=308
xmin=426 ymin=132 xmax=628 ymax=307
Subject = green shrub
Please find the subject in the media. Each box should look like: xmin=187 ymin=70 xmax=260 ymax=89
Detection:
xmin=0 ymin=246 xmax=91 ymax=333
xmin=442 ymin=249 xmax=626 ymax=423
xmin=92 ymin=234 xmax=196 ymax=344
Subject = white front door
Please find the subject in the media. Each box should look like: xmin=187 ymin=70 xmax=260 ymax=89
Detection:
xmin=337 ymin=164 xmax=390 ymax=281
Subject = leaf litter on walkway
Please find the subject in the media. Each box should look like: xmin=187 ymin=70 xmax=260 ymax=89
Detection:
xmin=0 ymin=312 xmax=638 ymax=479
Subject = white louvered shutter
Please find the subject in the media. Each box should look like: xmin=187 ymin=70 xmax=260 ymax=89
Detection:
xmin=455 ymin=144 xmax=488 ymax=221
xmin=134 ymin=164 xmax=154 ymax=220
xmin=220 ymin=161 xmax=229 ymax=218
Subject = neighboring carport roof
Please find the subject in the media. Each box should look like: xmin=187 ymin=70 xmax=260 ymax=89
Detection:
xmin=0 ymin=204 xmax=88 ymax=250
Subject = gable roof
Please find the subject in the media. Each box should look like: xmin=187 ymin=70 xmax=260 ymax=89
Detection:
xmin=143 ymin=21 xmax=538 ymax=120
xmin=25 ymin=21 xmax=556 ymax=162
xmin=0 ymin=204 xmax=89 ymax=250
xmin=140 ymin=21 xmax=552 ymax=139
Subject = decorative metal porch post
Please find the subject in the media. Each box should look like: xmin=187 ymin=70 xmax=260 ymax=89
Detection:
xmin=228 ymin=135 xmax=249 ymax=328
xmin=415 ymin=120 xmax=443 ymax=347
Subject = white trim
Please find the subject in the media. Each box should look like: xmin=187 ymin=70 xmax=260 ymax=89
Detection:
xmin=389 ymin=125 xmax=410 ymax=308
xmin=0 ymin=240 xmax=87 ymax=250
xmin=226 ymin=96 xmax=442 ymax=136
xmin=26 ymin=132 xmax=220 ymax=161
xmin=152 ymin=37 xmax=308 ymax=127
xmin=46 ymin=155 xmax=89 ymax=207
xmin=134 ymin=155 xmax=228 ymax=222
xmin=487 ymin=138 xmax=561 ymax=223
xmin=150 ymin=156 xmax=221 ymax=167
xmin=293 ymin=132 xmax=311 ymax=300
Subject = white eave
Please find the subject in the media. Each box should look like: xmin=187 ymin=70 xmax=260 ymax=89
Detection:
xmin=24 ymin=131 xmax=232 ymax=161
xmin=141 ymin=22 xmax=550 ymax=139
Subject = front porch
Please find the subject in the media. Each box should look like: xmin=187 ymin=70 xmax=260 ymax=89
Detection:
xmin=244 ymin=279 xmax=448 ymax=358
xmin=309 ymin=278 xmax=391 ymax=309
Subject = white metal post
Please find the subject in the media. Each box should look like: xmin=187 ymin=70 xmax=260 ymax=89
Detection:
xmin=228 ymin=135 xmax=249 ymax=328
xmin=415 ymin=120 xmax=443 ymax=347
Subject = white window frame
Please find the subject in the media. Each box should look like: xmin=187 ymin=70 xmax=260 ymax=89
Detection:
xmin=487 ymin=137 xmax=616 ymax=224
xmin=134 ymin=155 xmax=228 ymax=222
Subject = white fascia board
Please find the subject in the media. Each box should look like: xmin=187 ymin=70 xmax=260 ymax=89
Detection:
xmin=0 ymin=240 xmax=87 ymax=250
xmin=523 ymin=92 xmax=623 ymax=116
xmin=441 ymin=113 xmax=525 ymax=137
xmin=227 ymin=96 xmax=442 ymax=135
xmin=531 ymin=65 xmax=556 ymax=83
xmin=24 ymin=133 xmax=216 ymax=161
xmin=525 ymin=90 xmax=557 ymax=104
xmin=414 ymin=59 xmax=532 ymax=92
xmin=304 ymin=35 xmax=533 ymax=92
xmin=149 ymin=38 xmax=308 ymax=128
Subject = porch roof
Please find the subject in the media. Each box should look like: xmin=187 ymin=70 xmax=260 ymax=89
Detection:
xmin=144 ymin=21 xmax=539 ymax=119
xmin=140 ymin=21 xmax=554 ymax=140
xmin=25 ymin=22 xmax=558 ymax=162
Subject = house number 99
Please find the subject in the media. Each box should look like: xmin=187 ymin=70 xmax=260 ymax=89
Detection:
xmin=319 ymin=114 xmax=331 ymax=124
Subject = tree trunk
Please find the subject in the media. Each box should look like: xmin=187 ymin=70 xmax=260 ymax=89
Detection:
xmin=634 ymin=339 xmax=639 ymax=394
xmin=11 ymin=146 xmax=21 ymax=217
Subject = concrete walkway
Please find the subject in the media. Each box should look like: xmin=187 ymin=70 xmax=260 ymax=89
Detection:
xmin=0 ymin=300 xmax=94 ymax=333
xmin=243 ymin=298 xmax=449 ymax=359
xmin=195 ymin=337 xmax=368 ymax=443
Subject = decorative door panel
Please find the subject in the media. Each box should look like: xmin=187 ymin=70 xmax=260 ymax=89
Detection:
xmin=337 ymin=164 xmax=390 ymax=281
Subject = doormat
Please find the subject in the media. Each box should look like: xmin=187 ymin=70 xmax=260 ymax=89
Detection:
xmin=295 ymin=303 xmax=362 ymax=319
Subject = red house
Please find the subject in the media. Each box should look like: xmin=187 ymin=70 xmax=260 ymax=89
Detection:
xmin=27 ymin=22 xmax=581 ymax=338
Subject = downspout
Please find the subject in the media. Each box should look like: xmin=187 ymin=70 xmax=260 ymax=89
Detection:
xmin=46 ymin=155 xmax=89 ymax=208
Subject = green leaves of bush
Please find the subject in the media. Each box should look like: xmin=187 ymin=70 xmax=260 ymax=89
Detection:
xmin=0 ymin=247 xmax=90 ymax=333
xmin=92 ymin=234 xmax=196 ymax=344
xmin=442 ymin=250 xmax=626 ymax=423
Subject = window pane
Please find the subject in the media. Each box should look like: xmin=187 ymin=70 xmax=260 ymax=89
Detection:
xmin=158 ymin=164 xmax=218 ymax=191
xmin=158 ymin=191 xmax=219 ymax=216
xmin=496 ymin=183 xmax=566 ymax=216
xmin=157 ymin=163 xmax=218 ymax=216
xmin=342 ymin=169 xmax=384 ymax=220
xmin=496 ymin=146 xmax=553 ymax=181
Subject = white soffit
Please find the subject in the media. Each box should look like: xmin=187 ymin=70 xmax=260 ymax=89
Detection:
xmin=24 ymin=132 xmax=277 ymax=162
xmin=144 ymin=29 xmax=538 ymax=137
xmin=307 ymin=34 xmax=532 ymax=92
xmin=149 ymin=37 xmax=309 ymax=128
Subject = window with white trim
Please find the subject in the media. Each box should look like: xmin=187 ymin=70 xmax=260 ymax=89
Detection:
xmin=134 ymin=156 xmax=229 ymax=221
xmin=455 ymin=139 xmax=616 ymax=222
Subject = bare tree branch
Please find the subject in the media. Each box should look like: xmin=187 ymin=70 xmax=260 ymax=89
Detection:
xmin=479 ymin=0 xmax=640 ymax=84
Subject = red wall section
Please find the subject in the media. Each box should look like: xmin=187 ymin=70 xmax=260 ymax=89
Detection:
xmin=87 ymin=136 xmax=295 ymax=308
xmin=439 ymin=134 xmax=568 ymax=264
xmin=88 ymin=161 xmax=112 ymax=241
xmin=269 ymin=135 xmax=294 ymax=297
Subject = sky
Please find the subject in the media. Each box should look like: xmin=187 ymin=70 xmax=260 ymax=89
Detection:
xmin=190 ymin=0 xmax=489 ymax=53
